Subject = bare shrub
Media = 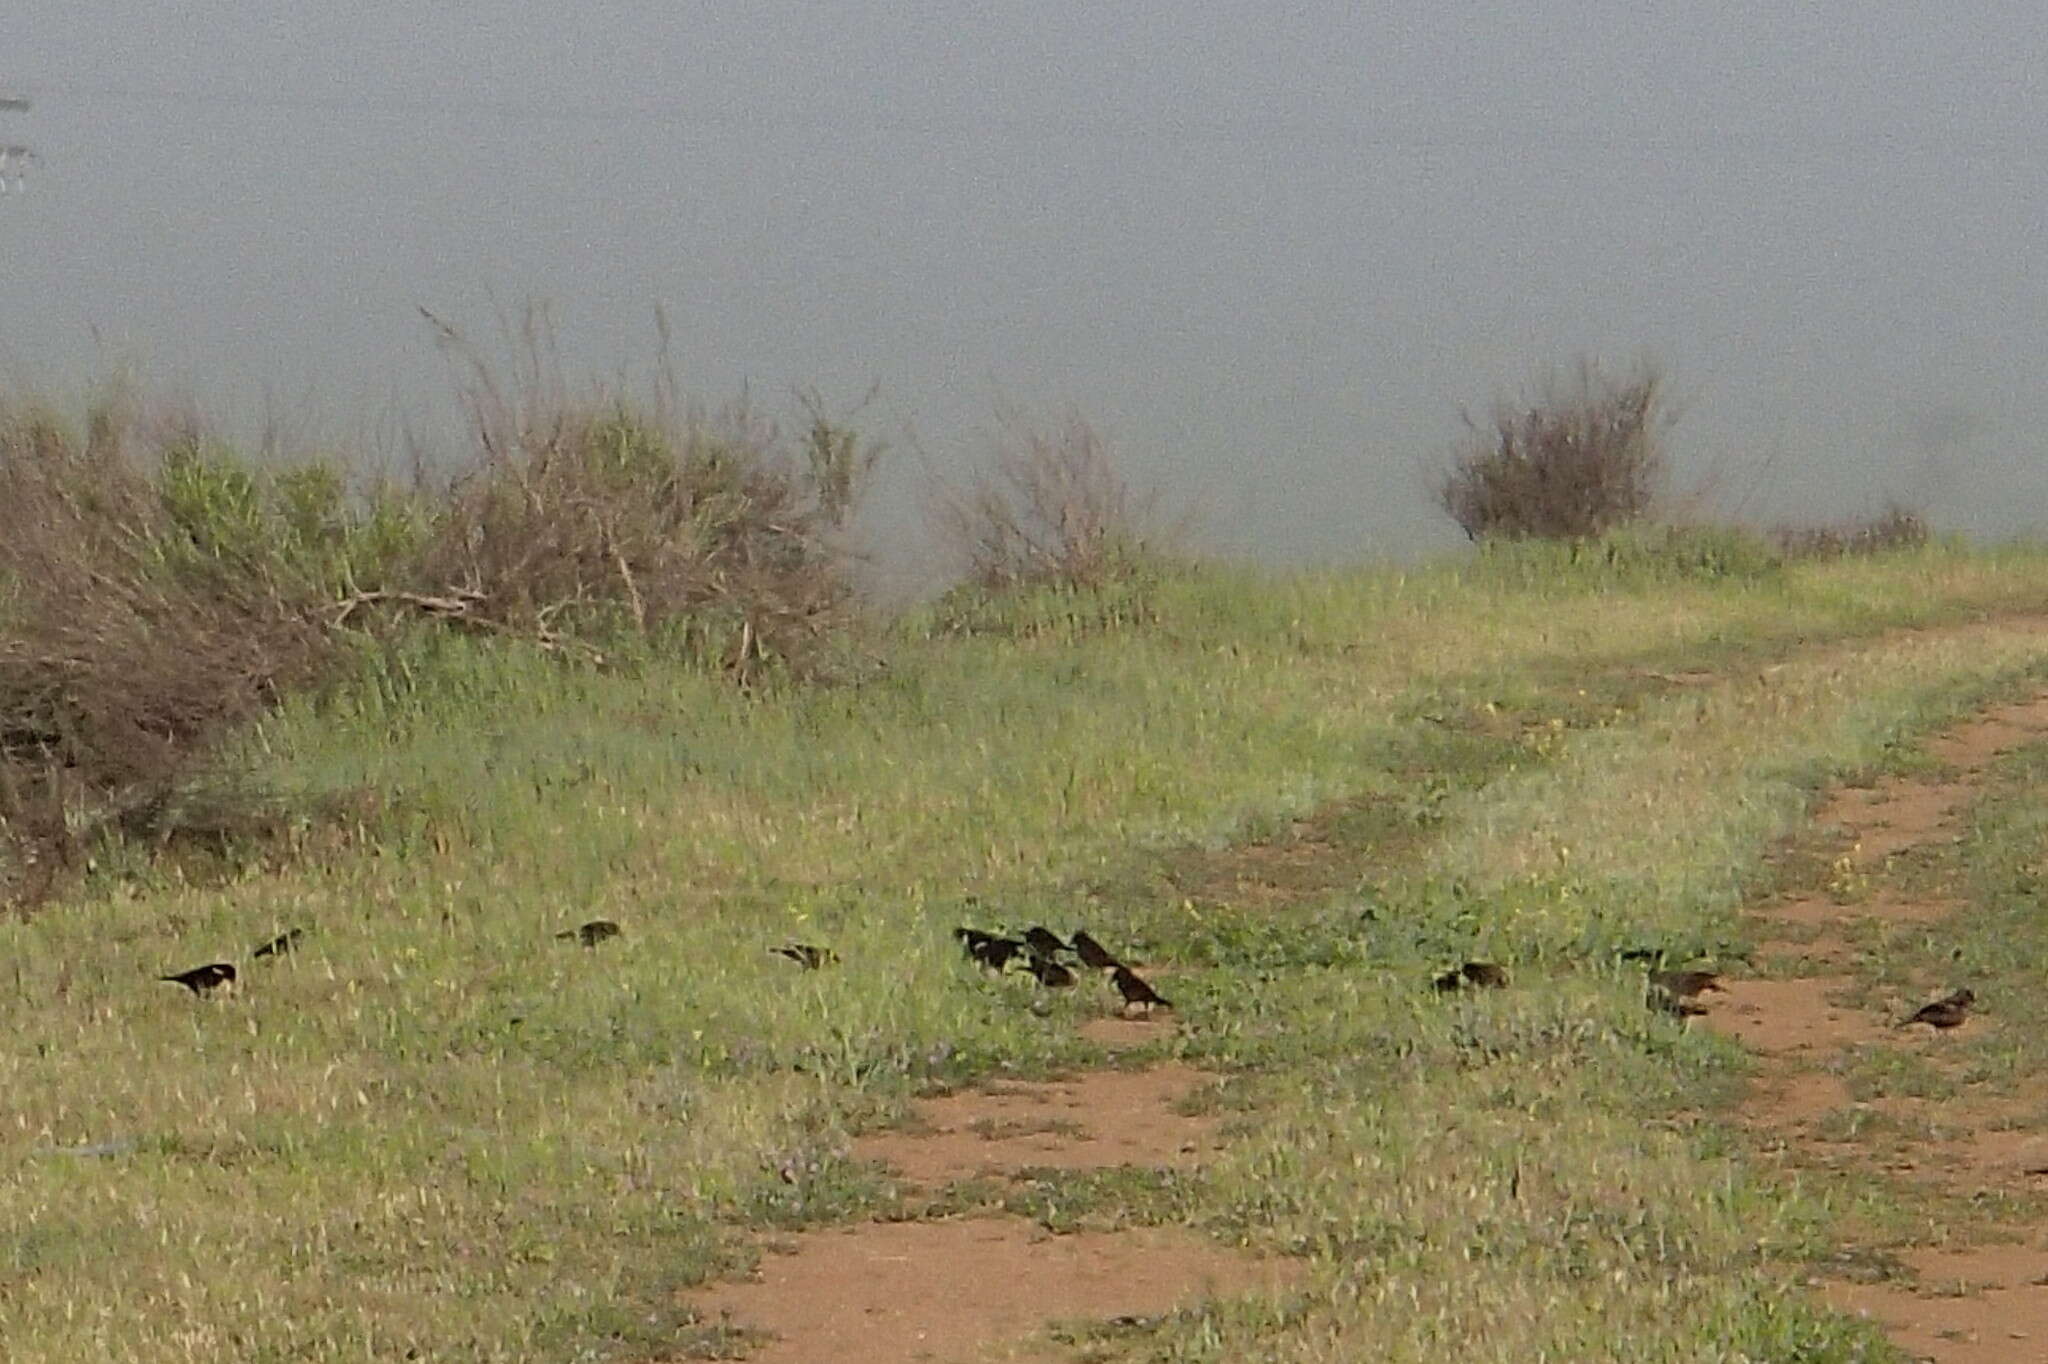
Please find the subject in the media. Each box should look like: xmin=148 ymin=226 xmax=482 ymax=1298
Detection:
xmin=1769 ymin=502 xmax=1930 ymax=560
xmin=1437 ymin=360 xmax=1669 ymax=542
xmin=931 ymin=405 xmax=1169 ymax=593
xmin=0 ymin=390 xmax=343 ymax=903
xmin=405 ymin=308 xmax=882 ymax=682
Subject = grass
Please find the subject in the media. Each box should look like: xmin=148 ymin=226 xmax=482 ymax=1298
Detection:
xmin=9 ymin=542 xmax=2048 ymax=1359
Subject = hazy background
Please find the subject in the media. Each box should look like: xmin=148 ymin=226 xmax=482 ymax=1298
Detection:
xmin=4 ymin=3 xmax=2045 ymax=583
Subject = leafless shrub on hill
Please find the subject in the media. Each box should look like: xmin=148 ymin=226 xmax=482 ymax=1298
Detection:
xmin=931 ymin=404 xmax=1173 ymax=593
xmin=1437 ymin=360 xmax=1670 ymax=542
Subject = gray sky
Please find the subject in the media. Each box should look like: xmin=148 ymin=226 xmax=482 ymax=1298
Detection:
xmin=6 ymin=3 xmax=2048 ymax=576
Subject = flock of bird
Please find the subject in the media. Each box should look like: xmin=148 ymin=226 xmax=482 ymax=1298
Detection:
xmin=1428 ymin=952 xmax=1976 ymax=1030
xmin=157 ymin=918 xmax=1174 ymax=1018
xmin=161 ymin=923 xmax=1973 ymax=1032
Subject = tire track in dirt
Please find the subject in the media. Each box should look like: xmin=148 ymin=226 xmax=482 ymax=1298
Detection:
xmin=676 ymin=1038 xmax=1299 ymax=1363
xmin=1701 ymin=689 xmax=2048 ymax=1362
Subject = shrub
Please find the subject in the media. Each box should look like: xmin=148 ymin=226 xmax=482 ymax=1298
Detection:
xmin=1437 ymin=360 xmax=1668 ymax=542
xmin=1769 ymin=503 xmax=1930 ymax=561
xmin=930 ymin=405 xmax=1170 ymax=595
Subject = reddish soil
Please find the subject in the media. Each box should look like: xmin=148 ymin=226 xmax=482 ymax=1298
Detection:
xmin=678 ymin=1062 xmax=1294 ymax=1363
xmin=1707 ymin=690 xmax=2048 ymax=1361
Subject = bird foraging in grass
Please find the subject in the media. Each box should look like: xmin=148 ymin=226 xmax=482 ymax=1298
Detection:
xmin=1647 ymin=985 xmax=1709 ymax=1018
xmin=1460 ymin=961 xmax=1509 ymax=989
xmin=1070 ymin=929 xmax=1121 ymax=972
xmin=250 ymin=928 xmax=305 ymax=960
xmin=1023 ymin=926 xmax=1071 ymax=960
xmin=558 ymin=920 xmax=622 ymax=948
xmin=1023 ymin=953 xmax=1076 ymax=988
xmin=772 ymin=944 xmax=838 ymax=970
xmin=955 ymin=927 xmax=1027 ymax=971
xmin=1898 ymin=988 xmax=1975 ymax=1030
xmin=1111 ymin=965 xmax=1171 ymax=1016
xmin=1648 ymin=969 xmax=1724 ymax=1000
xmin=161 ymin=963 xmax=237 ymax=998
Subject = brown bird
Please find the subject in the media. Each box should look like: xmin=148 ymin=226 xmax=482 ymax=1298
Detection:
xmin=161 ymin=963 xmax=237 ymax=998
xmin=772 ymin=944 xmax=838 ymax=970
xmin=1898 ymin=988 xmax=1975 ymax=1030
xmin=1460 ymin=961 xmax=1509 ymax=989
xmin=1023 ymin=926 xmax=1071 ymax=960
xmin=1431 ymin=968 xmax=1465 ymax=993
xmin=1111 ymin=965 xmax=1171 ymax=1015
xmin=1023 ymin=954 xmax=1076 ymax=988
xmin=1647 ymin=985 xmax=1708 ymax=1018
xmin=250 ymin=928 xmax=305 ymax=960
xmin=557 ymin=920 xmax=622 ymax=948
xmin=1070 ymin=929 xmax=1121 ymax=972
xmin=1648 ymin=969 xmax=1724 ymax=999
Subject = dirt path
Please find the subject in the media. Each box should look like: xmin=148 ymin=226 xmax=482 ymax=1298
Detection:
xmin=679 ymin=1052 xmax=1299 ymax=1363
xmin=1701 ymin=690 xmax=2048 ymax=1361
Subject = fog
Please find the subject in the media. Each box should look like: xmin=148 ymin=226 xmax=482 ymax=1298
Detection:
xmin=6 ymin=3 xmax=2047 ymax=582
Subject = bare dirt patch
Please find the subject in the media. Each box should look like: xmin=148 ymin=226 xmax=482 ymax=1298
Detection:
xmin=854 ymin=1065 xmax=1228 ymax=1185
xmin=1724 ymin=689 xmax=2048 ymax=1360
xmin=687 ymin=1220 xmax=1299 ymax=1364
xmin=682 ymin=1063 xmax=1287 ymax=1362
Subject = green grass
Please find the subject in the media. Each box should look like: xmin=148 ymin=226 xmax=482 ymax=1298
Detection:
xmin=9 ymin=543 xmax=2048 ymax=1360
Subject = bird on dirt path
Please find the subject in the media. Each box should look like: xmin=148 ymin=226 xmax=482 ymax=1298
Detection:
xmin=1646 ymin=985 xmax=1709 ymax=1018
xmin=1898 ymin=988 xmax=1975 ymax=1030
xmin=1648 ymin=969 xmax=1724 ymax=1000
xmin=250 ymin=928 xmax=305 ymax=960
xmin=772 ymin=944 xmax=838 ymax=970
xmin=1070 ymin=929 xmax=1121 ymax=972
xmin=1023 ymin=926 xmax=1071 ymax=960
xmin=558 ymin=920 xmax=622 ymax=948
xmin=1111 ymin=965 xmax=1171 ymax=1016
xmin=161 ymin=963 xmax=237 ymax=998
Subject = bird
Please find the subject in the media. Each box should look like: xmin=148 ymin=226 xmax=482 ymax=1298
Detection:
xmin=1070 ymin=929 xmax=1121 ymax=972
xmin=1111 ymin=964 xmax=1171 ymax=1015
xmin=1647 ymin=985 xmax=1708 ymax=1018
xmin=1431 ymin=968 xmax=1465 ymax=993
xmin=161 ymin=963 xmax=237 ymax=997
xmin=250 ymin=928 xmax=305 ymax=959
xmin=1023 ymin=926 xmax=1071 ymax=960
xmin=1898 ymin=988 xmax=1974 ymax=1030
xmin=1461 ymin=961 xmax=1510 ymax=989
xmin=558 ymin=920 xmax=622 ymax=948
xmin=1023 ymin=954 xmax=1076 ymax=988
xmin=955 ymin=927 xmax=1027 ymax=971
xmin=772 ymin=944 xmax=838 ymax=970
xmin=1648 ymin=969 xmax=1724 ymax=999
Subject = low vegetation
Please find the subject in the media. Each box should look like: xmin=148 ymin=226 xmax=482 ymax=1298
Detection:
xmin=7 ymin=346 xmax=2048 ymax=1360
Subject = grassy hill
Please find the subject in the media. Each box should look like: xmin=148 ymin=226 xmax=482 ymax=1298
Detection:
xmin=9 ymin=538 xmax=2048 ymax=1361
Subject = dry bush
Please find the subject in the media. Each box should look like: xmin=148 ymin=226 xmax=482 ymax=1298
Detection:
xmin=0 ymin=392 xmax=343 ymax=902
xmin=1769 ymin=502 xmax=1930 ymax=560
xmin=1437 ymin=360 xmax=1669 ymax=542
xmin=405 ymin=308 xmax=881 ymax=681
xmin=931 ymin=405 xmax=1169 ymax=593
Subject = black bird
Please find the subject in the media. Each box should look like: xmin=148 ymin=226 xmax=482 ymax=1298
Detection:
xmin=1617 ymin=946 xmax=1666 ymax=965
xmin=1070 ymin=929 xmax=1121 ymax=972
xmin=1648 ymin=968 xmax=1724 ymax=1000
xmin=1023 ymin=926 xmax=1070 ymax=960
xmin=1111 ymin=964 xmax=1171 ymax=1015
xmin=250 ymin=928 xmax=305 ymax=960
xmin=955 ymin=927 xmax=1027 ymax=971
xmin=161 ymin=963 xmax=237 ymax=998
xmin=1024 ymin=954 xmax=1076 ymax=988
xmin=558 ymin=920 xmax=622 ymax=948
xmin=772 ymin=944 xmax=838 ymax=970
xmin=1461 ymin=961 xmax=1510 ymax=989
xmin=1899 ymin=988 xmax=1975 ymax=1030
